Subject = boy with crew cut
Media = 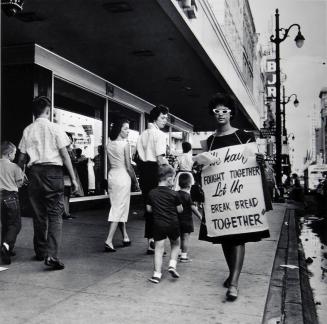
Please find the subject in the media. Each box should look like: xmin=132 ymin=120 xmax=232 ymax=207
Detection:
xmin=0 ymin=141 xmax=24 ymax=264
xmin=146 ymin=165 xmax=183 ymax=283
xmin=177 ymin=173 xmax=202 ymax=263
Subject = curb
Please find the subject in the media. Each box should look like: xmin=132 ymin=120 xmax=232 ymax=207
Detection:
xmin=262 ymin=208 xmax=318 ymax=324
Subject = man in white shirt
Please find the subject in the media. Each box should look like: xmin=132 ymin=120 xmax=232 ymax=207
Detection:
xmin=136 ymin=105 xmax=169 ymax=254
xmin=18 ymin=96 xmax=78 ymax=270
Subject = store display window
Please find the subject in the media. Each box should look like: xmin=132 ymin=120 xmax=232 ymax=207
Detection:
xmin=53 ymin=78 xmax=106 ymax=197
xmin=108 ymin=101 xmax=141 ymax=158
xmin=170 ymin=128 xmax=189 ymax=155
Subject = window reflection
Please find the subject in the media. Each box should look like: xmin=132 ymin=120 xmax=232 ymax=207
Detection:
xmin=53 ymin=78 xmax=106 ymax=196
xmin=171 ymin=129 xmax=188 ymax=155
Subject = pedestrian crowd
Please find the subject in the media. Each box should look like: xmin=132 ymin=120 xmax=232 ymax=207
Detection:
xmin=1 ymin=92 xmax=274 ymax=302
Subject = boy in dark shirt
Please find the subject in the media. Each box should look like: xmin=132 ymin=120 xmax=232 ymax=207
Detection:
xmin=146 ymin=165 xmax=183 ymax=284
xmin=177 ymin=173 xmax=202 ymax=262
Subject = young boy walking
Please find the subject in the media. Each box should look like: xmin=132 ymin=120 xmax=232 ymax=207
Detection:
xmin=0 ymin=141 xmax=24 ymax=264
xmin=177 ymin=173 xmax=202 ymax=263
xmin=146 ymin=165 xmax=183 ymax=283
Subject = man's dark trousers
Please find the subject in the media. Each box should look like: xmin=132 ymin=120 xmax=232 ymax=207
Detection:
xmin=0 ymin=191 xmax=21 ymax=251
xmin=28 ymin=165 xmax=64 ymax=259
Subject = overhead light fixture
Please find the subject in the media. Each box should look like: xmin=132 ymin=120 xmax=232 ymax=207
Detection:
xmin=15 ymin=12 xmax=45 ymax=22
xmin=103 ymin=1 xmax=132 ymax=13
xmin=1 ymin=0 xmax=24 ymax=17
xmin=187 ymin=93 xmax=200 ymax=98
xmin=131 ymin=49 xmax=154 ymax=57
xmin=166 ymin=76 xmax=183 ymax=82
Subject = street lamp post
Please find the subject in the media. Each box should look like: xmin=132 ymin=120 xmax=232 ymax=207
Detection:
xmin=281 ymin=85 xmax=299 ymax=139
xmin=270 ymin=8 xmax=304 ymax=194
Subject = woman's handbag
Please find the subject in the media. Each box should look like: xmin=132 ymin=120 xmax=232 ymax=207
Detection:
xmin=197 ymin=207 xmax=214 ymax=242
xmin=131 ymin=176 xmax=141 ymax=192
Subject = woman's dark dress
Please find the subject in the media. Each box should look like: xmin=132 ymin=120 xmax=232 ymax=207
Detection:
xmin=199 ymin=129 xmax=270 ymax=245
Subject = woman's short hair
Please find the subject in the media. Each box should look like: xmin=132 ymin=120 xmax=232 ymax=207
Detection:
xmin=208 ymin=93 xmax=236 ymax=116
xmin=1 ymin=141 xmax=16 ymax=157
xmin=178 ymin=172 xmax=192 ymax=189
xmin=32 ymin=96 xmax=51 ymax=117
xmin=182 ymin=142 xmax=192 ymax=153
xmin=109 ymin=118 xmax=129 ymax=141
xmin=149 ymin=104 xmax=169 ymax=122
xmin=158 ymin=164 xmax=175 ymax=181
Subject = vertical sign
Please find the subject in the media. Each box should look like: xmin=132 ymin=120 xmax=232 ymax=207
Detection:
xmin=266 ymin=59 xmax=276 ymax=99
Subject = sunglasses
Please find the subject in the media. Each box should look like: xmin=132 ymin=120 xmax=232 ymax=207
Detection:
xmin=212 ymin=108 xmax=231 ymax=115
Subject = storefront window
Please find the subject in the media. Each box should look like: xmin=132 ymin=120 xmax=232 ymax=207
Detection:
xmin=53 ymin=78 xmax=106 ymax=197
xmin=170 ymin=128 xmax=189 ymax=155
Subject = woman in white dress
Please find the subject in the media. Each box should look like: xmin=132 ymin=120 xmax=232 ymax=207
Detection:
xmin=104 ymin=119 xmax=137 ymax=252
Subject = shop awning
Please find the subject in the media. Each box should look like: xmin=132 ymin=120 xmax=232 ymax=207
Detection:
xmin=2 ymin=0 xmax=257 ymax=131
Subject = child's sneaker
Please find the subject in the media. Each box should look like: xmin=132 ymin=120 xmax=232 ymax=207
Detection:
xmin=168 ymin=266 xmax=180 ymax=278
xmin=179 ymin=256 xmax=191 ymax=263
xmin=1 ymin=243 xmax=11 ymax=265
xmin=149 ymin=240 xmax=155 ymax=250
xmin=148 ymin=276 xmax=161 ymax=284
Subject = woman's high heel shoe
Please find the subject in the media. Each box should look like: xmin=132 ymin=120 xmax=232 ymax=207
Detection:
xmin=104 ymin=243 xmax=116 ymax=252
xmin=226 ymin=285 xmax=238 ymax=301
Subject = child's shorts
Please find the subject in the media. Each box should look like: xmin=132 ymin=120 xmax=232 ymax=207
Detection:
xmin=179 ymin=222 xmax=194 ymax=234
xmin=179 ymin=216 xmax=194 ymax=234
xmin=153 ymin=223 xmax=180 ymax=241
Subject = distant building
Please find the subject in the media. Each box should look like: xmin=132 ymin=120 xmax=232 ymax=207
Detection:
xmin=191 ymin=0 xmax=264 ymax=153
xmin=208 ymin=0 xmax=261 ymax=100
xmin=319 ymin=87 xmax=327 ymax=162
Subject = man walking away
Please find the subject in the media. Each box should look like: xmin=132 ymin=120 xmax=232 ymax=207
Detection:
xmin=18 ymin=96 xmax=78 ymax=270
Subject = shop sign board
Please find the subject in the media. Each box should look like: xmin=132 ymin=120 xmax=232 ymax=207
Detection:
xmin=265 ymin=156 xmax=275 ymax=163
xmin=260 ymin=127 xmax=276 ymax=138
xmin=201 ymin=143 xmax=269 ymax=238
xmin=82 ymin=125 xmax=93 ymax=135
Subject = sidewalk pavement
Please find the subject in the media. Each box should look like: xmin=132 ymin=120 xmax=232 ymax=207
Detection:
xmin=0 ymin=203 xmax=287 ymax=324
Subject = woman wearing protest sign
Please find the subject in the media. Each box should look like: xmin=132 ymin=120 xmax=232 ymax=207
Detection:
xmin=198 ymin=92 xmax=270 ymax=301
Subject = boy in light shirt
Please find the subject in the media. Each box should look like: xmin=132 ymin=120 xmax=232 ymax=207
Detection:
xmin=0 ymin=141 xmax=24 ymax=264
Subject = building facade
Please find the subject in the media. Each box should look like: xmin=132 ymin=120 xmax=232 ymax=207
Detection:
xmin=319 ymin=87 xmax=327 ymax=163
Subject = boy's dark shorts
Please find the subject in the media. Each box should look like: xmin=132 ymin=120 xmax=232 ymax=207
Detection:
xmin=153 ymin=223 xmax=180 ymax=241
xmin=179 ymin=223 xmax=194 ymax=234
